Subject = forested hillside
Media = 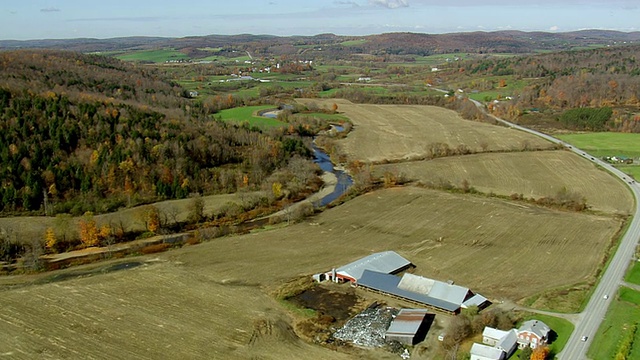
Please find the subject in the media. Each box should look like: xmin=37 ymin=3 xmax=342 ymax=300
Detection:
xmin=451 ymin=45 xmax=640 ymax=131
xmin=0 ymin=50 xmax=315 ymax=215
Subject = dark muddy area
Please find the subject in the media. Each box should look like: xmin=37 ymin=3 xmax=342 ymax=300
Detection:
xmin=290 ymin=286 xmax=359 ymax=321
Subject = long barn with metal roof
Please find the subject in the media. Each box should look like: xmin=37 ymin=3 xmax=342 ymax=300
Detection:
xmin=330 ymin=251 xmax=413 ymax=283
xmin=357 ymin=270 xmax=489 ymax=314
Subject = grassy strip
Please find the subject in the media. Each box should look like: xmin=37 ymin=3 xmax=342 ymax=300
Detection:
xmin=626 ymin=261 xmax=640 ymax=285
xmin=617 ymin=164 xmax=640 ymax=180
xmin=588 ymin=287 xmax=640 ymax=359
xmin=116 ymin=49 xmax=187 ymax=63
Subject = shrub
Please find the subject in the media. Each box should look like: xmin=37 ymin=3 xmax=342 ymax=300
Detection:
xmin=139 ymin=243 xmax=171 ymax=254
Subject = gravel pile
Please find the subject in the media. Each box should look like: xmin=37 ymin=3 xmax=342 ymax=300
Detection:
xmin=333 ymin=307 xmax=399 ymax=347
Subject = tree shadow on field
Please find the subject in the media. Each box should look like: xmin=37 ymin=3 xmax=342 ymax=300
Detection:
xmin=0 ymin=261 xmax=145 ymax=290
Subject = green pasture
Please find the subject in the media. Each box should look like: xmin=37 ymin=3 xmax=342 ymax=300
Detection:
xmin=340 ymin=39 xmax=368 ymax=46
xmin=216 ymin=105 xmax=285 ymax=128
xmin=588 ymin=287 xmax=640 ymax=360
xmin=617 ymin=165 xmax=640 ymax=180
xmin=626 ymin=261 xmax=640 ymax=285
xmin=557 ymin=133 xmax=640 ymax=158
xmin=464 ymin=76 xmax=530 ymax=102
xmin=116 ymin=49 xmax=188 ymax=63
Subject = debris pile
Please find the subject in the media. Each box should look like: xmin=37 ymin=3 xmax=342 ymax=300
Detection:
xmin=333 ymin=306 xmax=399 ymax=347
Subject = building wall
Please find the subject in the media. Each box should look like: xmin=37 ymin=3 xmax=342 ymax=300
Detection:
xmin=385 ymin=334 xmax=414 ymax=346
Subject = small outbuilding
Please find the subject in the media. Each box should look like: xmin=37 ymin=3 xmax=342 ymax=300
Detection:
xmin=385 ymin=309 xmax=434 ymax=346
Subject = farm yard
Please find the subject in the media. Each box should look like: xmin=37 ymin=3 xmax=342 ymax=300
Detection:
xmin=374 ymin=150 xmax=634 ymax=215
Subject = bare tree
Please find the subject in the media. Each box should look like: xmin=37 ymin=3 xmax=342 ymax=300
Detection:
xmin=21 ymin=238 xmax=44 ymax=271
xmin=187 ymin=194 xmax=205 ymax=223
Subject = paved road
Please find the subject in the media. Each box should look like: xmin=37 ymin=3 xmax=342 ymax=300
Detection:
xmin=469 ymin=99 xmax=640 ymax=360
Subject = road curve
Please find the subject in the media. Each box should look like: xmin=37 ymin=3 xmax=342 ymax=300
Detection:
xmin=469 ymin=99 xmax=640 ymax=360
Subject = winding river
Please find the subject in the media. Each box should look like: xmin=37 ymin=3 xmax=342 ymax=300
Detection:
xmin=261 ymin=109 xmax=353 ymax=206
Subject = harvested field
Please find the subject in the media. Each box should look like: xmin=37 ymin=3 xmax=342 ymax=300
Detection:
xmin=297 ymin=99 xmax=555 ymax=162
xmin=0 ymin=192 xmax=256 ymax=244
xmin=0 ymin=259 xmax=355 ymax=360
xmin=0 ymin=187 xmax=621 ymax=359
xmin=374 ymin=150 xmax=634 ymax=215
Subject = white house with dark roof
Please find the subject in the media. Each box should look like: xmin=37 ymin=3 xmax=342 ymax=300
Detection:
xmin=517 ymin=320 xmax=550 ymax=349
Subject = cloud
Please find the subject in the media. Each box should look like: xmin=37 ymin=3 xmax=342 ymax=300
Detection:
xmin=370 ymin=0 xmax=409 ymax=9
xmin=334 ymin=0 xmax=360 ymax=5
xmin=40 ymin=7 xmax=60 ymax=12
xmin=549 ymin=25 xmax=560 ymax=31
xmin=67 ymin=16 xmax=163 ymax=23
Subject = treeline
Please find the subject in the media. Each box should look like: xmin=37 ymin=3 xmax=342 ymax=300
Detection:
xmin=0 ymin=51 xmax=319 ymax=215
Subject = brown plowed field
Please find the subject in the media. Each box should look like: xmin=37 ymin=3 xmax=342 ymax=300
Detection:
xmin=297 ymin=99 xmax=555 ymax=162
xmin=0 ymin=187 xmax=621 ymax=358
xmin=375 ymin=151 xmax=634 ymax=215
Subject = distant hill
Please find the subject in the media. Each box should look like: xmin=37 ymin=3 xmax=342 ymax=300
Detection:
xmin=2 ymin=30 xmax=640 ymax=58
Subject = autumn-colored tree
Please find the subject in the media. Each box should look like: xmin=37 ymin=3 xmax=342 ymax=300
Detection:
xmin=79 ymin=212 xmax=99 ymax=248
xmin=498 ymin=79 xmax=507 ymax=88
xmin=147 ymin=208 xmax=160 ymax=233
xmin=530 ymin=345 xmax=550 ymax=360
xmin=99 ymin=224 xmax=112 ymax=240
xmin=272 ymin=182 xmax=283 ymax=199
xmin=332 ymin=103 xmax=338 ymax=112
xmin=44 ymin=227 xmax=57 ymax=252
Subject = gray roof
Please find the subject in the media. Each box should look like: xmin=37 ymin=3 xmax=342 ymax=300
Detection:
xmin=470 ymin=343 xmax=504 ymax=360
xmin=518 ymin=320 xmax=550 ymax=339
xmin=483 ymin=327 xmax=509 ymax=341
xmin=336 ymin=251 xmax=411 ymax=281
xmin=357 ymin=270 xmax=461 ymax=312
xmin=398 ymin=273 xmax=471 ymax=305
xmin=463 ymin=293 xmax=489 ymax=308
xmin=496 ymin=329 xmax=518 ymax=354
xmin=385 ymin=309 xmax=429 ymax=336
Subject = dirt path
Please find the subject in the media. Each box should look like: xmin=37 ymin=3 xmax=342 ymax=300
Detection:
xmin=496 ymin=299 xmax=583 ymax=324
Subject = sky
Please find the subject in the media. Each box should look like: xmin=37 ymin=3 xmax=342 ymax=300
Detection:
xmin=1 ymin=0 xmax=638 ymax=40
